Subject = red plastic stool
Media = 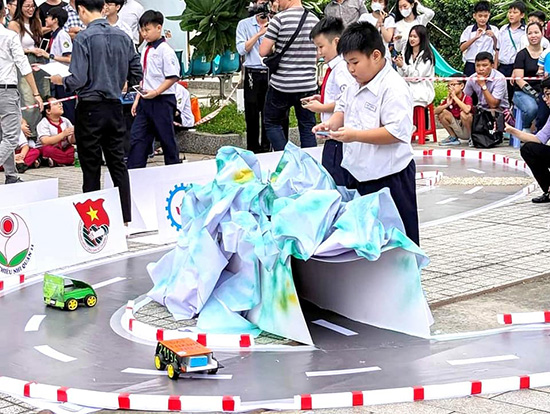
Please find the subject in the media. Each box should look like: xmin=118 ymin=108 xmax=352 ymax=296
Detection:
xmin=412 ymin=103 xmax=438 ymax=144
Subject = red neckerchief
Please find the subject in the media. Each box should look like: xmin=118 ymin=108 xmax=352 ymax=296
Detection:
xmin=320 ymin=67 xmax=332 ymax=104
xmin=47 ymin=117 xmax=63 ymax=134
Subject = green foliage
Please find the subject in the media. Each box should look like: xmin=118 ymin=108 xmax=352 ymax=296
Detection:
xmin=169 ymin=0 xmax=249 ymax=60
xmin=490 ymin=0 xmax=550 ymax=26
xmin=303 ymin=0 xmax=332 ymax=17
xmin=197 ymin=102 xmax=298 ymax=136
xmin=434 ymin=81 xmax=448 ymax=106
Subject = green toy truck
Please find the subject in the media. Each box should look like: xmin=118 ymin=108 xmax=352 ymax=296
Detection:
xmin=43 ymin=273 xmax=97 ymax=311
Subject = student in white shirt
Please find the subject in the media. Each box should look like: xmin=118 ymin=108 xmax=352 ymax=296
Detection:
xmin=103 ymin=0 xmax=133 ymax=40
xmin=459 ymin=1 xmax=499 ymax=76
xmin=302 ymin=16 xmax=354 ymax=186
xmin=174 ymin=82 xmax=194 ymax=128
xmin=118 ymin=0 xmax=143 ymax=46
xmin=395 ymin=24 xmax=434 ymax=107
xmin=357 ymin=0 xmax=395 ymax=58
xmin=313 ymin=22 xmax=419 ymax=245
xmin=393 ymin=0 xmax=434 ymax=54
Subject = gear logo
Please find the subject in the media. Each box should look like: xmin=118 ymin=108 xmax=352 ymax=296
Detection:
xmin=73 ymin=199 xmax=110 ymax=254
xmin=0 ymin=213 xmax=33 ymax=275
xmin=165 ymin=183 xmax=190 ymax=231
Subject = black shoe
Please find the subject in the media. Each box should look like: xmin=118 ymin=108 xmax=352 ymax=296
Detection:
xmin=5 ymin=176 xmax=23 ymax=184
xmin=16 ymin=163 xmax=29 ymax=173
xmin=532 ymin=192 xmax=550 ymax=203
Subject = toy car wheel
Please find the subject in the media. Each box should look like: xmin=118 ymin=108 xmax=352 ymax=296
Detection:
xmin=85 ymin=295 xmax=97 ymax=307
xmin=154 ymin=354 xmax=165 ymax=370
xmin=65 ymin=298 xmax=78 ymax=311
xmin=167 ymin=362 xmax=179 ymax=380
xmin=208 ymin=357 xmax=219 ymax=374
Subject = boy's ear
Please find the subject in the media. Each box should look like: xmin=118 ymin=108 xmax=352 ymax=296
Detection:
xmin=333 ymin=36 xmax=340 ymax=46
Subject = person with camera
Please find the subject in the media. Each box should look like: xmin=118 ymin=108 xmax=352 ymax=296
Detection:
xmin=236 ymin=0 xmax=271 ymax=153
xmin=259 ymin=0 xmax=319 ymax=151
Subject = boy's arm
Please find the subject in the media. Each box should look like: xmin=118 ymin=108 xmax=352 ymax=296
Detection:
xmin=452 ymin=95 xmax=472 ymax=114
xmin=37 ymin=122 xmax=72 ymax=146
xmin=434 ymin=97 xmax=450 ymax=115
xmin=313 ymin=111 xmax=344 ymax=133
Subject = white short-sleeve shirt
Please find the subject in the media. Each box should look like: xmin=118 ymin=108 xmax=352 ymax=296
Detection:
xmin=334 ymin=61 xmax=414 ymax=182
xmin=112 ymin=17 xmax=133 ymax=41
xmin=321 ymin=55 xmax=355 ymax=123
xmin=175 ymin=83 xmax=194 ymax=128
xmin=498 ymin=23 xmax=525 ymax=64
xmin=141 ymin=38 xmax=180 ymax=95
xmin=460 ymin=24 xmax=499 ymax=63
xmin=50 ymin=28 xmax=72 ymax=66
xmin=17 ymin=131 xmax=28 ymax=149
xmin=35 ymin=116 xmax=73 ymax=148
xmin=118 ymin=0 xmax=144 ymax=44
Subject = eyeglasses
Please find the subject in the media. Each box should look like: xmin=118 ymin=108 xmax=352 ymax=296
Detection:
xmin=448 ymin=83 xmax=461 ymax=87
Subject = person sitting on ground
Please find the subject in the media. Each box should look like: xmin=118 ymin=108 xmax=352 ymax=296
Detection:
xmin=15 ymin=118 xmax=41 ymax=172
xmin=35 ymin=96 xmax=75 ymax=167
xmin=436 ymin=73 xmax=473 ymax=147
xmin=464 ymin=51 xmax=509 ymax=112
xmin=395 ymin=24 xmax=434 ymax=108
xmin=520 ymin=11 xmax=549 ymax=50
xmin=459 ymin=1 xmax=499 ymax=77
xmin=505 ymin=78 xmax=550 ymax=203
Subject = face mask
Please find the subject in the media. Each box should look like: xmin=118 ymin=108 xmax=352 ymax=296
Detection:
xmin=371 ymin=2 xmax=383 ymax=12
xmin=400 ymin=7 xmax=412 ymax=17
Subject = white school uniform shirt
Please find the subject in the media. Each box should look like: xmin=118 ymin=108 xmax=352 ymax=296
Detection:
xmin=141 ymin=37 xmax=180 ymax=95
xmin=35 ymin=116 xmax=73 ymax=148
xmin=519 ymin=35 xmax=549 ymax=51
xmin=460 ymin=24 xmax=500 ymax=63
xmin=175 ymin=83 xmax=194 ymax=128
xmin=334 ymin=61 xmax=414 ymax=182
xmin=49 ymin=28 xmax=72 ymax=66
xmin=397 ymin=50 xmax=435 ymax=107
xmin=17 ymin=131 xmax=29 ymax=149
xmin=321 ymin=55 xmax=355 ymax=123
xmin=112 ymin=17 xmax=133 ymax=41
xmin=357 ymin=12 xmax=395 ymax=59
xmin=118 ymin=0 xmax=144 ymax=45
xmin=393 ymin=3 xmax=434 ymax=53
xmin=498 ymin=23 xmax=525 ymax=65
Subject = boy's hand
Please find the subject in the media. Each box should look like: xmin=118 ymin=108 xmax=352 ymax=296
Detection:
xmin=393 ymin=55 xmax=403 ymax=68
xmin=312 ymin=122 xmax=334 ymax=134
xmin=330 ymin=127 xmax=357 ymax=143
xmin=303 ymin=99 xmax=324 ymax=113
xmin=485 ymin=30 xmax=495 ymax=38
xmin=63 ymin=126 xmax=75 ymax=138
xmin=131 ymin=100 xmax=139 ymax=116
xmin=21 ymin=121 xmax=31 ymax=137
xmin=142 ymin=90 xmax=159 ymax=99
xmin=15 ymin=153 xmax=24 ymax=163
xmin=475 ymin=28 xmax=484 ymax=39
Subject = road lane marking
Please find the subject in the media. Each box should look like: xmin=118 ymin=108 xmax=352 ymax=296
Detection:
xmin=306 ymin=366 xmax=381 ymax=377
xmin=34 ymin=345 xmax=76 ymax=362
xmin=24 ymin=315 xmax=46 ymax=332
xmin=447 ymin=354 xmax=519 ymax=366
xmin=467 ymin=168 xmax=485 ymax=174
xmin=436 ymin=198 xmax=459 ymax=205
xmin=92 ymin=276 xmax=126 ymax=289
xmin=464 ymin=186 xmax=483 ymax=195
xmin=121 ymin=368 xmax=232 ymax=379
xmin=312 ymin=319 xmax=358 ymax=336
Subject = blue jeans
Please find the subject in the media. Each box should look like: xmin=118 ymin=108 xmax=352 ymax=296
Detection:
xmin=513 ymin=90 xmax=538 ymax=129
xmin=264 ymin=86 xmax=317 ymax=151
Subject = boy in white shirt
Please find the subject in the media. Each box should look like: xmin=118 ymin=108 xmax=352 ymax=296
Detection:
xmin=313 ymin=21 xmax=419 ymax=245
xmin=303 ymin=16 xmax=355 ymax=186
xmin=15 ymin=119 xmax=40 ymax=173
xmin=103 ymin=0 xmax=133 ymax=40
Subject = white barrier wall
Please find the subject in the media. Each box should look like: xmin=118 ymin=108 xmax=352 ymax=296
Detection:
xmin=0 ymin=188 xmax=127 ymax=278
xmin=0 ymin=179 xmax=58 ymax=209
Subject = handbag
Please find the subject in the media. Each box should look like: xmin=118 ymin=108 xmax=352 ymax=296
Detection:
xmin=470 ymin=106 xmax=504 ymax=148
xmin=263 ymin=9 xmax=309 ymax=75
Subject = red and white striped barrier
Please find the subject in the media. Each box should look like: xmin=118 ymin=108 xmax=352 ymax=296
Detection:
xmin=498 ymin=311 xmax=550 ymax=325
xmin=403 ymin=75 xmax=544 ymax=82
xmin=0 ymin=274 xmax=26 ymax=292
xmin=415 ymin=170 xmax=443 ymax=187
xmin=293 ymin=372 xmax=550 ymax=410
xmin=21 ymin=95 xmax=77 ymax=111
xmin=121 ymin=300 xmax=255 ymax=349
xmin=0 ymin=376 xmax=239 ymax=412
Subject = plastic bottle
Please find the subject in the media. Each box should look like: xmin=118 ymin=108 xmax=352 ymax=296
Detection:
xmin=74 ymin=147 xmax=80 ymax=168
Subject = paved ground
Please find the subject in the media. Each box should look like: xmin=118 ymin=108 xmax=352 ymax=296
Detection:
xmin=2 ymin=132 xmax=550 ymax=413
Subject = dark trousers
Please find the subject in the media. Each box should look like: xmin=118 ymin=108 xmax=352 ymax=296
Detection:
xmin=264 ymin=86 xmax=317 ymax=151
xmin=244 ymin=67 xmax=270 ymax=153
xmin=464 ymin=62 xmax=476 ymax=77
xmin=536 ymin=93 xmax=550 ymax=132
xmin=498 ymin=63 xmax=514 ymax=104
xmin=322 ymin=139 xmax=352 ymax=187
xmin=521 ymin=142 xmax=550 ymax=193
xmin=348 ymin=160 xmax=420 ymax=246
xmin=75 ymin=100 xmax=131 ymax=223
xmin=127 ymin=94 xmax=179 ymax=168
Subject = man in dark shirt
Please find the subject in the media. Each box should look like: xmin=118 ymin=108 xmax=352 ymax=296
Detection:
xmin=51 ymin=0 xmax=142 ymax=223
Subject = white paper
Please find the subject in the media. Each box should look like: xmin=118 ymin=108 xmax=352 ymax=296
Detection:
xmin=39 ymin=62 xmax=72 ymax=77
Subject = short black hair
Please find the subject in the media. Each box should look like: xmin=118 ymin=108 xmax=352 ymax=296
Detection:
xmin=450 ymin=73 xmax=466 ymax=85
xmin=310 ymin=16 xmax=344 ymax=41
xmin=75 ymin=0 xmax=105 ymax=13
xmin=508 ymin=1 xmax=526 ymax=13
xmin=0 ymin=0 xmax=4 ymax=13
xmin=139 ymin=10 xmax=163 ymax=27
xmin=41 ymin=95 xmax=55 ymax=117
xmin=106 ymin=0 xmax=125 ymax=10
xmin=337 ymin=21 xmax=385 ymax=57
xmin=473 ymin=1 xmax=490 ymax=13
xmin=6 ymin=0 xmax=15 ymax=5
xmin=542 ymin=78 xmax=550 ymax=91
xmin=528 ymin=10 xmax=546 ymax=22
xmin=47 ymin=6 xmax=68 ymax=28
xmin=475 ymin=51 xmax=494 ymax=64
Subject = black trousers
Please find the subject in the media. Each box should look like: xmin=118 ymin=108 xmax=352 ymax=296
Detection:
xmin=75 ymin=100 xmax=132 ymax=223
xmin=498 ymin=63 xmax=514 ymax=104
xmin=322 ymin=139 xmax=353 ymax=187
xmin=348 ymin=160 xmax=420 ymax=246
xmin=244 ymin=67 xmax=270 ymax=153
xmin=521 ymin=142 xmax=550 ymax=193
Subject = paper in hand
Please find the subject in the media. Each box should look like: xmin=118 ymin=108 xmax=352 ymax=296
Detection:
xmin=38 ymin=62 xmax=72 ymax=77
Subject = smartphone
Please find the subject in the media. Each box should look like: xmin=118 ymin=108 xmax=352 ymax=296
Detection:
xmin=316 ymin=131 xmax=331 ymax=137
xmin=39 ymin=38 xmax=49 ymax=51
xmin=132 ymin=85 xmax=146 ymax=97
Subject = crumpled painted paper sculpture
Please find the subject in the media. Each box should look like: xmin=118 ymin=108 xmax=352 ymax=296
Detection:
xmin=147 ymin=142 xmax=429 ymax=345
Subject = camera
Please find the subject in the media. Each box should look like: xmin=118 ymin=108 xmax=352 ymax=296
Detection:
xmin=248 ymin=1 xmax=271 ymax=18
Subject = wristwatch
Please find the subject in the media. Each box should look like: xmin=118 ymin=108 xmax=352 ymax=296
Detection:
xmin=49 ymin=53 xmax=54 ymax=60
xmin=481 ymin=85 xmax=488 ymax=91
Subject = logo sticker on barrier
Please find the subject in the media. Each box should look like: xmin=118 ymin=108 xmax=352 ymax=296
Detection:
xmin=165 ymin=184 xmax=190 ymax=231
xmin=73 ymin=199 xmax=110 ymax=254
xmin=0 ymin=213 xmax=33 ymax=275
